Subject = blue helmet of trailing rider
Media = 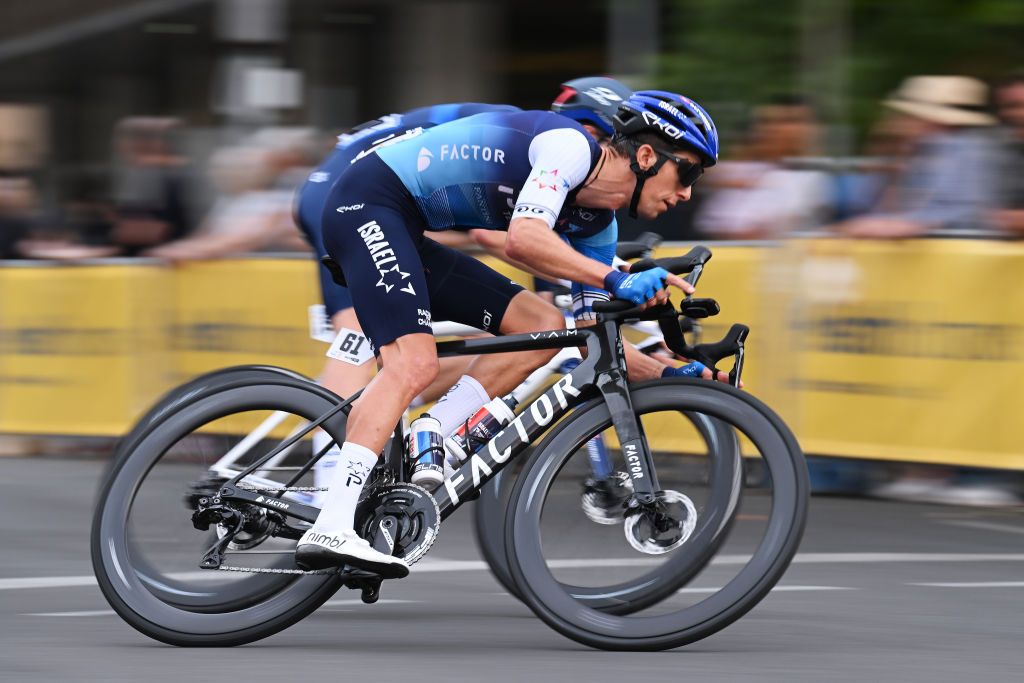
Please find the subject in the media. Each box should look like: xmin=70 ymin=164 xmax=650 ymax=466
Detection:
xmin=611 ymin=90 xmax=719 ymax=216
xmin=551 ymin=76 xmax=633 ymax=139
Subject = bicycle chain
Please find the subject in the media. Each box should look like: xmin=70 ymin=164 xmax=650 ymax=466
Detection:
xmin=216 ymin=564 xmax=338 ymax=575
xmin=238 ymin=484 xmax=327 ymax=493
xmin=214 ymin=485 xmax=329 ymax=574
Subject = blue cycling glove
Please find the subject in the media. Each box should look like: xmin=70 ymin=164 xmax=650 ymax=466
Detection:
xmin=662 ymin=362 xmax=707 ymax=379
xmin=603 ymin=267 xmax=670 ymax=305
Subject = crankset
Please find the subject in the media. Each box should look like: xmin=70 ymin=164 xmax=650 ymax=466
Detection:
xmin=624 ymin=490 xmax=698 ymax=555
xmin=354 ymin=483 xmax=440 ymax=566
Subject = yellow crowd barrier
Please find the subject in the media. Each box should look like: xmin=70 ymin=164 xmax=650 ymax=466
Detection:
xmin=0 ymin=240 xmax=1021 ymax=470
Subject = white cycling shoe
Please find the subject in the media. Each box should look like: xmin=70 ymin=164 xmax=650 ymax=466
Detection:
xmin=295 ymin=528 xmax=409 ymax=579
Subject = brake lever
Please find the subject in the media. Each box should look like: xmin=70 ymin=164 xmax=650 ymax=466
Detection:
xmin=658 ymin=317 xmax=749 ymax=388
xmin=688 ymin=324 xmax=749 ymax=388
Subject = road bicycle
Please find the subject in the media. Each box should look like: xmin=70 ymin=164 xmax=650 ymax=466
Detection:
xmin=92 ymin=245 xmax=808 ymax=650
xmin=106 ymin=233 xmax=732 ymax=606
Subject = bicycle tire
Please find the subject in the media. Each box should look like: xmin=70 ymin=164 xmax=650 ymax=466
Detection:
xmin=103 ymin=366 xmax=327 ymax=613
xmin=505 ymin=378 xmax=808 ymax=651
xmin=109 ymin=365 xmax=314 ymax=473
xmin=92 ymin=375 xmax=352 ymax=646
xmin=473 ymin=409 xmax=741 ymax=613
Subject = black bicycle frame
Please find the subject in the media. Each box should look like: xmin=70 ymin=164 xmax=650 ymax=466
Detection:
xmin=432 ymin=319 xmax=660 ymax=520
xmin=219 ymin=317 xmax=663 ymax=524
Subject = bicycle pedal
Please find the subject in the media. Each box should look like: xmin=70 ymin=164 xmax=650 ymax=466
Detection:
xmin=360 ymin=578 xmax=382 ymax=604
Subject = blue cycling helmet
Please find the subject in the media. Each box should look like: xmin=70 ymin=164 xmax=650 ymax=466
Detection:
xmin=551 ymin=76 xmax=633 ymax=138
xmin=613 ymin=90 xmax=719 ymax=166
xmin=612 ymin=90 xmax=719 ymax=217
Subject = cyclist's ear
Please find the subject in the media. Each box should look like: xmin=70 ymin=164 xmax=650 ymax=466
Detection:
xmin=634 ymin=143 xmax=658 ymax=171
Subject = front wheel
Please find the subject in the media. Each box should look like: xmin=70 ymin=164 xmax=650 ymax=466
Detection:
xmin=506 ymin=379 xmax=808 ymax=651
xmin=473 ymin=408 xmax=741 ymax=613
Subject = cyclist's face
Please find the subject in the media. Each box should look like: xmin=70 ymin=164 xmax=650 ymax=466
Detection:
xmin=635 ymin=145 xmax=702 ymax=220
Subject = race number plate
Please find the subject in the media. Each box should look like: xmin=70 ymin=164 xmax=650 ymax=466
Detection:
xmin=326 ymin=327 xmax=374 ymax=366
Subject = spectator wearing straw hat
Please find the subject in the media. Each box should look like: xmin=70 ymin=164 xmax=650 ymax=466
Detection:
xmin=838 ymin=76 xmax=1000 ymax=239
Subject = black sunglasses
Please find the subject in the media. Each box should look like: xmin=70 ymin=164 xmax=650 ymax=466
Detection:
xmin=654 ymin=148 xmax=704 ymax=187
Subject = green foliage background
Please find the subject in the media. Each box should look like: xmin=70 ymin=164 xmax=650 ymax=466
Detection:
xmin=655 ymin=0 xmax=1024 ymax=152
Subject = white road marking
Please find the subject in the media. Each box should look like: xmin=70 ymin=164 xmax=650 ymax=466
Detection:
xmin=675 ymin=585 xmax=853 ymax=594
xmin=5 ymin=552 xmax=1024 ymax=591
xmin=416 ymin=552 xmax=1024 ymax=572
xmin=785 ymin=552 xmax=1024 ymax=565
xmin=23 ymin=610 xmax=116 ymax=617
xmin=910 ymin=581 xmax=1024 ymax=588
xmin=940 ymin=520 xmax=1024 ymax=536
xmin=0 ymin=576 xmax=98 ymax=590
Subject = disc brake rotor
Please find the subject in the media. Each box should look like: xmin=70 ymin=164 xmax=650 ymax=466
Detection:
xmin=623 ymin=490 xmax=698 ymax=555
xmin=354 ymin=483 xmax=440 ymax=565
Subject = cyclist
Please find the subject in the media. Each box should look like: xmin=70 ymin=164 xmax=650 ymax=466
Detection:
xmin=296 ymin=90 xmax=721 ymax=576
xmin=294 ymin=77 xmax=633 ymax=491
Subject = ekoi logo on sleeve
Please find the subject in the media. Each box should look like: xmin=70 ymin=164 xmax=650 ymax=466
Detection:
xmin=530 ymin=168 xmax=570 ymax=192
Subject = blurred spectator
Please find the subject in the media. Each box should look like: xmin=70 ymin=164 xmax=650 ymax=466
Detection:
xmin=111 ymin=117 xmax=197 ymax=255
xmin=696 ymin=96 xmax=831 ymax=240
xmin=0 ymin=176 xmax=36 ymax=259
xmin=991 ymin=71 xmax=1024 ymax=238
xmin=831 ymin=111 xmax=921 ymax=220
xmin=837 ymin=76 xmax=999 ymax=239
xmin=146 ymin=128 xmax=314 ymax=261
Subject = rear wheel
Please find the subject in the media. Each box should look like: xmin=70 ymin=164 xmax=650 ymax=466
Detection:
xmin=106 ymin=366 xmax=327 ymax=613
xmin=92 ymin=376 xmax=354 ymax=646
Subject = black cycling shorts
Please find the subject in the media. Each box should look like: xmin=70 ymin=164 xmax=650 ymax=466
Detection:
xmin=321 ymin=155 xmax=525 ymax=350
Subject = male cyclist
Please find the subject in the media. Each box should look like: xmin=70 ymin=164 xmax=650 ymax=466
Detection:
xmin=294 ymin=78 xmax=633 ymax=491
xmin=295 ymin=90 xmax=722 ymax=576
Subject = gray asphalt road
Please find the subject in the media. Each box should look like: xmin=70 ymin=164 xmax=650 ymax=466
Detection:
xmin=2 ymin=455 xmax=1023 ymax=682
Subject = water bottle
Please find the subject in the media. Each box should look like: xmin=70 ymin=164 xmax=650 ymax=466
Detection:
xmin=407 ymin=414 xmax=445 ymax=491
xmin=445 ymin=395 xmax=519 ymax=464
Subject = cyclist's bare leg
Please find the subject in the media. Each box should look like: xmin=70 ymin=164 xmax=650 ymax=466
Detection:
xmin=344 ymin=332 xmax=440 ymax=455
xmin=319 ymin=307 xmax=477 ymax=404
xmin=459 ymin=290 xmax=565 ymax=398
xmin=298 ymin=333 xmax=437 ymax=575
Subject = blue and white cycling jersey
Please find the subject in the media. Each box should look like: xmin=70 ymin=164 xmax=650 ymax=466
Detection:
xmin=297 ymin=102 xmax=519 ymax=238
xmin=374 ymin=110 xmax=615 ymax=238
xmin=372 ymin=110 xmax=618 ymax=318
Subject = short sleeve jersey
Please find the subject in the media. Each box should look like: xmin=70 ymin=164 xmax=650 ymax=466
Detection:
xmin=373 ymin=110 xmax=615 ymax=237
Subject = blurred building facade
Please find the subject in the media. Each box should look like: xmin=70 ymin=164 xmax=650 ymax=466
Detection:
xmin=0 ymin=0 xmax=653 ymax=209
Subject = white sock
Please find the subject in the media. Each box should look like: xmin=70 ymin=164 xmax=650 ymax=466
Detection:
xmin=430 ymin=375 xmax=491 ymax=437
xmin=311 ymin=431 xmax=344 ymax=504
xmin=311 ymin=441 xmax=379 ymax=534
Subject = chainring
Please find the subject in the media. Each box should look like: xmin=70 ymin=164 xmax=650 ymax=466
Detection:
xmin=623 ymin=489 xmax=698 ymax=555
xmin=354 ymin=483 xmax=440 ymax=566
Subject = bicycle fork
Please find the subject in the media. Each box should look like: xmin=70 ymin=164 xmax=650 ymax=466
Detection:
xmin=594 ymin=368 xmax=660 ymax=503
